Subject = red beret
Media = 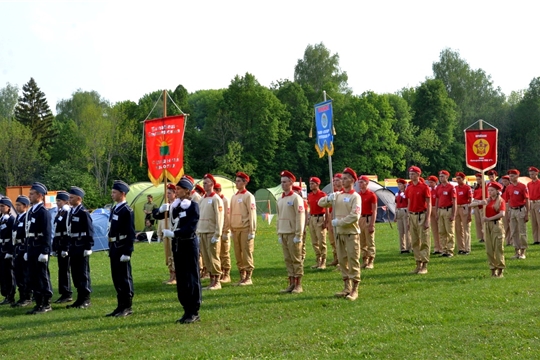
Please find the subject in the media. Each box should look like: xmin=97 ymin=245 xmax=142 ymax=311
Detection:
xmin=396 ymin=178 xmax=407 ymax=185
xmin=167 ymin=183 xmax=176 ymax=190
xmin=428 ymin=176 xmax=438 ymax=183
xmin=236 ymin=172 xmax=250 ymax=182
xmin=203 ymin=173 xmax=216 ymax=185
xmin=507 ymin=169 xmax=520 ymax=176
xmin=333 ymin=173 xmax=343 ymax=179
xmin=358 ymin=175 xmax=370 ymax=183
xmin=488 ymin=181 xmax=503 ymax=191
xmin=195 ymin=184 xmax=204 ymax=194
xmin=184 ymin=175 xmax=195 ymax=183
xmin=438 ymin=170 xmax=450 ymax=177
xmin=475 ymin=173 xmax=483 ymax=177
xmin=501 ymin=175 xmax=510 ymax=180
xmin=214 ymin=183 xmax=221 ymax=190
xmin=342 ymin=167 xmax=358 ymax=181
xmin=529 ymin=167 xmax=539 ymax=173
xmin=408 ymin=166 xmax=421 ymax=174
xmin=455 ymin=172 xmax=466 ymax=179
xmin=418 ymin=177 xmax=425 ymax=183
xmin=309 ymin=177 xmax=321 ymax=184
xmin=487 ymin=170 xmax=498 ymax=176
xmin=292 ymin=185 xmax=302 ymax=192
xmin=280 ymin=170 xmax=296 ymax=182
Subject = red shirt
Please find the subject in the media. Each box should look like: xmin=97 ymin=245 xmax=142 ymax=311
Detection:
xmin=307 ymin=190 xmax=326 ymax=215
xmin=429 ymin=186 xmax=437 ymax=206
xmin=455 ymin=184 xmax=472 ymax=205
xmin=506 ymin=182 xmax=529 ymax=207
xmin=527 ymin=179 xmax=540 ymax=200
xmin=435 ymin=182 xmax=456 ymax=208
xmin=395 ymin=191 xmax=408 ymax=209
xmin=358 ymin=189 xmax=377 ymax=216
xmin=501 ymin=187 xmax=509 ymax=202
xmin=405 ymin=181 xmax=431 ymax=212
xmin=473 ymin=185 xmax=488 ymax=200
xmin=485 ymin=197 xmax=506 ymax=218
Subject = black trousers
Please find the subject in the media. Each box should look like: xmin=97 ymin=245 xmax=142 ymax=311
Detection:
xmin=110 ymin=255 xmax=134 ymax=307
xmin=0 ymin=256 xmax=16 ymax=300
xmin=173 ymin=237 xmax=201 ymax=317
xmin=28 ymin=254 xmax=53 ymax=299
xmin=14 ymin=251 xmax=31 ymax=300
xmin=57 ymin=254 xmax=72 ymax=297
xmin=71 ymin=254 xmax=91 ymax=299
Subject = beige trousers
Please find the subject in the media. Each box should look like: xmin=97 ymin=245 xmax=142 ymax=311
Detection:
xmin=200 ymin=233 xmax=222 ymax=276
xmin=455 ymin=205 xmax=471 ymax=252
xmin=430 ymin=211 xmax=441 ymax=252
xmin=359 ymin=216 xmax=376 ymax=259
xmin=231 ymin=227 xmax=255 ymax=272
xmin=410 ymin=212 xmax=430 ymax=263
xmin=510 ymin=207 xmax=528 ymax=250
xmin=336 ymin=234 xmax=361 ymax=282
xmin=281 ymin=234 xmax=304 ymax=277
xmin=396 ymin=209 xmax=411 ymax=251
xmin=530 ymin=201 xmax=540 ymax=243
xmin=485 ymin=220 xmax=505 ymax=270
xmin=308 ymin=215 xmax=327 ymax=259
xmin=438 ymin=208 xmax=455 ymax=255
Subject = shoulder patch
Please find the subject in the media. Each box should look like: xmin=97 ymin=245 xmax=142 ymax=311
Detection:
xmin=250 ymin=203 xmax=256 ymax=210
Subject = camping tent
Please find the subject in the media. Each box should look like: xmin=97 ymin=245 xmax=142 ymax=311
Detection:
xmin=126 ymin=176 xmax=237 ymax=231
xmin=255 ymin=185 xmax=283 ymax=215
xmin=322 ymin=180 xmax=396 ymax=223
xmin=91 ymin=208 xmax=110 ymax=251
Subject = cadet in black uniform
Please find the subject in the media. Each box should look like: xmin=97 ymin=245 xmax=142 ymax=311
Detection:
xmin=0 ymin=197 xmax=16 ymax=305
xmin=52 ymin=191 xmax=73 ymax=304
xmin=106 ymin=180 xmax=136 ymax=317
xmin=66 ymin=186 xmax=94 ymax=309
xmin=11 ymin=196 xmax=32 ymax=307
xmin=158 ymin=176 xmax=202 ymax=324
xmin=26 ymin=182 xmax=53 ymax=315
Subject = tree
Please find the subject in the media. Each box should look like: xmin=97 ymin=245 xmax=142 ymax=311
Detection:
xmin=294 ymin=43 xmax=349 ymax=96
xmin=14 ymin=77 xmax=56 ymax=148
xmin=0 ymin=82 xmax=19 ymax=120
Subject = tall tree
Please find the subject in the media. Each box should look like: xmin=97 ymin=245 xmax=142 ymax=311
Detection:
xmin=0 ymin=82 xmax=19 ymax=120
xmin=14 ymin=77 xmax=56 ymax=148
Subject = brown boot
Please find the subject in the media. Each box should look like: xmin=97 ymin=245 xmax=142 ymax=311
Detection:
xmin=410 ymin=261 xmax=421 ymax=274
xmin=318 ymin=256 xmax=326 ymax=270
xmin=311 ymin=257 xmax=321 ymax=269
xmin=220 ymin=269 xmax=231 ymax=283
xmin=200 ymin=267 xmax=210 ymax=280
xmin=239 ymin=270 xmax=253 ymax=286
xmin=163 ymin=270 xmax=176 ymax=285
xmin=280 ymin=277 xmax=295 ymax=293
xmin=491 ymin=269 xmax=497 ymax=277
xmin=365 ymin=256 xmax=374 ymax=270
xmin=417 ymin=262 xmax=428 ymax=275
xmin=497 ymin=269 xmax=504 ymax=278
xmin=206 ymin=275 xmax=222 ymax=290
xmin=360 ymin=257 xmax=368 ymax=269
xmin=235 ymin=271 xmax=246 ymax=285
xmin=335 ymin=278 xmax=351 ymax=298
xmin=329 ymin=252 xmax=339 ymax=266
xmin=345 ymin=280 xmax=360 ymax=301
xmin=291 ymin=277 xmax=303 ymax=294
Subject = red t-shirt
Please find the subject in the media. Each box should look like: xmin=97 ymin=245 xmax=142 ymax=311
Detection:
xmin=485 ymin=197 xmax=506 ymax=218
xmin=501 ymin=187 xmax=509 ymax=202
xmin=430 ymin=186 xmax=437 ymax=206
xmin=435 ymin=182 xmax=456 ymax=208
xmin=358 ymin=189 xmax=377 ymax=216
xmin=527 ymin=180 xmax=540 ymax=201
xmin=405 ymin=181 xmax=431 ymax=212
xmin=506 ymin=182 xmax=529 ymax=207
xmin=455 ymin=184 xmax=472 ymax=205
xmin=473 ymin=185 xmax=489 ymax=200
xmin=307 ymin=190 xmax=326 ymax=215
xmin=395 ymin=191 xmax=408 ymax=209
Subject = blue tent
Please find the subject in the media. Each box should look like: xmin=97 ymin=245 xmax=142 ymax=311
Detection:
xmin=91 ymin=208 xmax=110 ymax=252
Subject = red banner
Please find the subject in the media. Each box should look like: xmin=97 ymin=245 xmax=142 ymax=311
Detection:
xmin=144 ymin=115 xmax=185 ymax=186
xmin=465 ymin=128 xmax=498 ymax=172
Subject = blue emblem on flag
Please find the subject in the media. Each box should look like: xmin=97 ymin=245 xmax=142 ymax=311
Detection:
xmin=314 ymin=100 xmax=334 ymax=158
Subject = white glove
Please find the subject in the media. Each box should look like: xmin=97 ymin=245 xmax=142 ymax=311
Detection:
xmin=2 ymin=214 xmax=9 ymax=221
xmin=50 ymin=251 xmax=57 ymax=257
xmin=327 ymin=192 xmax=336 ymax=202
xmin=331 ymin=219 xmax=338 ymax=227
xmin=211 ymin=237 xmax=219 ymax=244
xmin=293 ymin=237 xmax=301 ymax=244
xmin=120 ymin=255 xmax=131 ymax=262
xmin=163 ymin=229 xmax=175 ymax=238
xmin=171 ymin=198 xmax=181 ymax=208
xmin=84 ymin=250 xmax=92 ymax=257
xmin=23 ymin=253 xmax=28 ymax=261
xmin=38 ymin=254 xmax=49 ymax=263
xmin=5 ymin=253 xmax=13 ymax=259
xmin=61 ymin=251 xmax=68 ymax=258
xmin=180 ymin=199 xmax=191 ymax=210
xmin=159 ymin=203 xmax=170 ymax=213
xmin=278 ymin=237 xmax=282 ymax=244
xmin=247 ymin=233 xmax=255 ymax=241
xmin=62 ymin=204 xmax=70 ymax=212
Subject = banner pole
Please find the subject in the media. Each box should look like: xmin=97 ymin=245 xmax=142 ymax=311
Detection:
xmin=479 ymin=119 xmax=486 ymax=241
xmin=163 ymin=90 xmax=169 ymax=229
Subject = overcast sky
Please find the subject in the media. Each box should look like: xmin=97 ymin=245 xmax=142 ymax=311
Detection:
xmin=1 ymin=0 xmax=538 ymax=111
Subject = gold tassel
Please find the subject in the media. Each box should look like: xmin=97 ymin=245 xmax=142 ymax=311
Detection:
xmin=309 ymin=125 xmax=313 ymax=138
xmin=332 ymin=124 xmax=336 ymax=135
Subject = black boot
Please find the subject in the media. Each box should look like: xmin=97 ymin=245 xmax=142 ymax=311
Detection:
xmin=34 ymin=297 xmax=52 ymax=314
xmin=54 ymin=294 xmax=73 ymax=304
xmin=26 ymin=295 xmax=42 ymax=315
xmin=0 ymin=297 xmax=15 ymax=306
xmin=106 ymin=295 xmax=122 ymax=317
xmin=115 ymin=297 xmax=133 ymax=317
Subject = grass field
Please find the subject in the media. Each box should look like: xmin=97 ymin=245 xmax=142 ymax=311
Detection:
xmin=1 ymin=220 xmax=539 ymax=359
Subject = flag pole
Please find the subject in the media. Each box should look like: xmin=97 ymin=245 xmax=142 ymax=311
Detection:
xmin=479 ymin=119 xmax=486 ymax=241
xmin=163 ymin=90 xmax=169 ymax=229
xmin=324 ymin=91 xmax=334 ymax=181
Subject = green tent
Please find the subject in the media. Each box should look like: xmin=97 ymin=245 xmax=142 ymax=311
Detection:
xmin=254 ymin=185 xmax=283 ymax=215
xmin=127 ymin=175 xmax=237 ymax=231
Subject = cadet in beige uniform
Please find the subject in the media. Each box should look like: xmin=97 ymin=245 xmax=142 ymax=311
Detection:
xmin=215 ymin=183 xmax=231 ymax=283
xmin=197 ymin=174 xmax=224 ymax=290
xmin=326 ymin=174 xmax=343 ymax=266
xmin=230 ymin=172 xmax=257 ymax=285
xmin=277 ymin=171 xmax=306 ymax=294
xmin=319 ymin=167 xmax=362 ymax=301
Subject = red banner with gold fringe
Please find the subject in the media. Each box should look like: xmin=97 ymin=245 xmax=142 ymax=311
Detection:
xmin=465 ymin=128 xmax=497 ymax=172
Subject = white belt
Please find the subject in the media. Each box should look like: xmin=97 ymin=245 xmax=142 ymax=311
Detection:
xmin=2 ymin=239 xmax=10 ymax=243
xmin=28 ymin=233 xmax=44 ymax=237
xmin=55 ymin=232 xmax=68 ymax=236
xmin=16 ymin=239 xmax=23 ymax=244
xmin=70 ymin=232 xmax=87 ymax=237
xmin=109 ymin=235 xmax=127 ymax=242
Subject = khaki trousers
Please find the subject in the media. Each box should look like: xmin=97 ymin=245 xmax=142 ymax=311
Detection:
xmin=396 ymin=209 xmax=411 ymax=251
xmin=530 ymin=201 xmax=540 ymax=243
xmin=485 ymin=220 xmax=505 ymax=270
xmin=158 ymin=220 xmax=174 ymax=271
xmin=510 ymin=208 xmax=528 ymax=250
xmin=281 ymin=234 xmax=304 ymax=277
xmin=438 ymin=208 xmax=455 ymax=255
xmin=455 ymin=205 xmax=471 ymax=252
xmin=359 ymin=216 xmax=376 ymax=258
xmin=200 ymin=233 xmax=222 ymax=276
xmin=409 ymin=212 xmax=430 ymax=263
xmin=231 ymin=227 xmax=255 ymax=272
xmin=473 ymin=207 xmax=484 ymax=241
xmin=336 ymin=234 xmax=361 ymax=281
xmin=220 ymin=233 xmax=231 ymax=271
xmin=503 ymin=212 xmax=511 ymax=245
xmin=309 ymin=216 xmax=327 ymax=259
xmin=430 ymin=211 xmax=441 ymax=252
xmin=327 ymin=222 xmax=338 ymax=258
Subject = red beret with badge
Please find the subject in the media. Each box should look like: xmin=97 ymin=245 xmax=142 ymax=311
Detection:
xmin=342 ymin=167 xmax=358 ymax=181
xmin=455 ymin=172 xmax=466 ymax=179
xmin=438 ymin=170 xmax=450 ymax=177
xmin=358 ymin=175 xmax=370 ymax=183
xmin=528 ymin=167 xmax=539 ymax=173
xmin=409 ymin=166 xmax=422 ymax=174
xmin=309 ymin=177 xmax=321 ymax=184
xmin=507 ymin=169 xmax=520 ymax=175
xmin=428 ymin=176 xmax=438 ymax=183
xmin=236 ymin=172 xmax=250 ymax=182
xmin=396 ymin=178 xmax=407 ymax=185
xmin=203 ymin=173 xmax=216 ymax=185
xmin=280 ymin=170 xmax=296 ymax=182
xmin=488 ymin=181 xmax=503 ymax=191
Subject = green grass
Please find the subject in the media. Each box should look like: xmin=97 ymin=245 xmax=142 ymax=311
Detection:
xmin=1 ymin=220 xmax=539 ymax=359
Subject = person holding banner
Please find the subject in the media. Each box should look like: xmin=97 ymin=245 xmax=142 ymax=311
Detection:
xmin=454 ymin=172 xmax=472 ymax=255
xmin=215 ymin=183 xmax=232 ymax=283
xmin=427 ymin=176 xmax=441 ymax=255
xmin=318 ymin=168 xmax=362 ymax=301
xmin=405 ymin=167 xmax=431 ymax=275
xmin=326 ymin=174 xmax=343 ymax=266
xmin=435 ymin=170 xmax=456 ymax=258
xmin=394 ymin=179 xmax=411 ymax=254
xmin=527 ymin=167 xmax=540 ymax=245
xmin=307 ymin=177 xmax=327 ymax=269
xmin=156 ymin=183 xmax=178 ymax=285
xmin=506 ymin=169 xmax=529 ymax=259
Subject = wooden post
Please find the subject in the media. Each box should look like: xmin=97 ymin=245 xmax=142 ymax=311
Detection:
xmin=163 ymin=90 xmax=168 ymax=229
xmin=479 ymin=119 xmax=486 ymax=240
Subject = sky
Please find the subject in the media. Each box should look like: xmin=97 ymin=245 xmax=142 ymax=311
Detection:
xmin=1 ymin=0 xmax=538 ymax=111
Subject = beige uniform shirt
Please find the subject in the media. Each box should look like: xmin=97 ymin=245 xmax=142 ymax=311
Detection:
xmin=319 ymin=189 xmax=361 ymax=234
xmin=230 ymin=190 xmax=257 ymax=234
xmin=191 ymin=191 xmax=202 ymax=204
xmin=220 ymin=195 xmax=230 ymax=235
xmin=197 ymin=192 xmax=224 ymax=238
xmin=277 ymin=191 xmax=306 ymax=238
